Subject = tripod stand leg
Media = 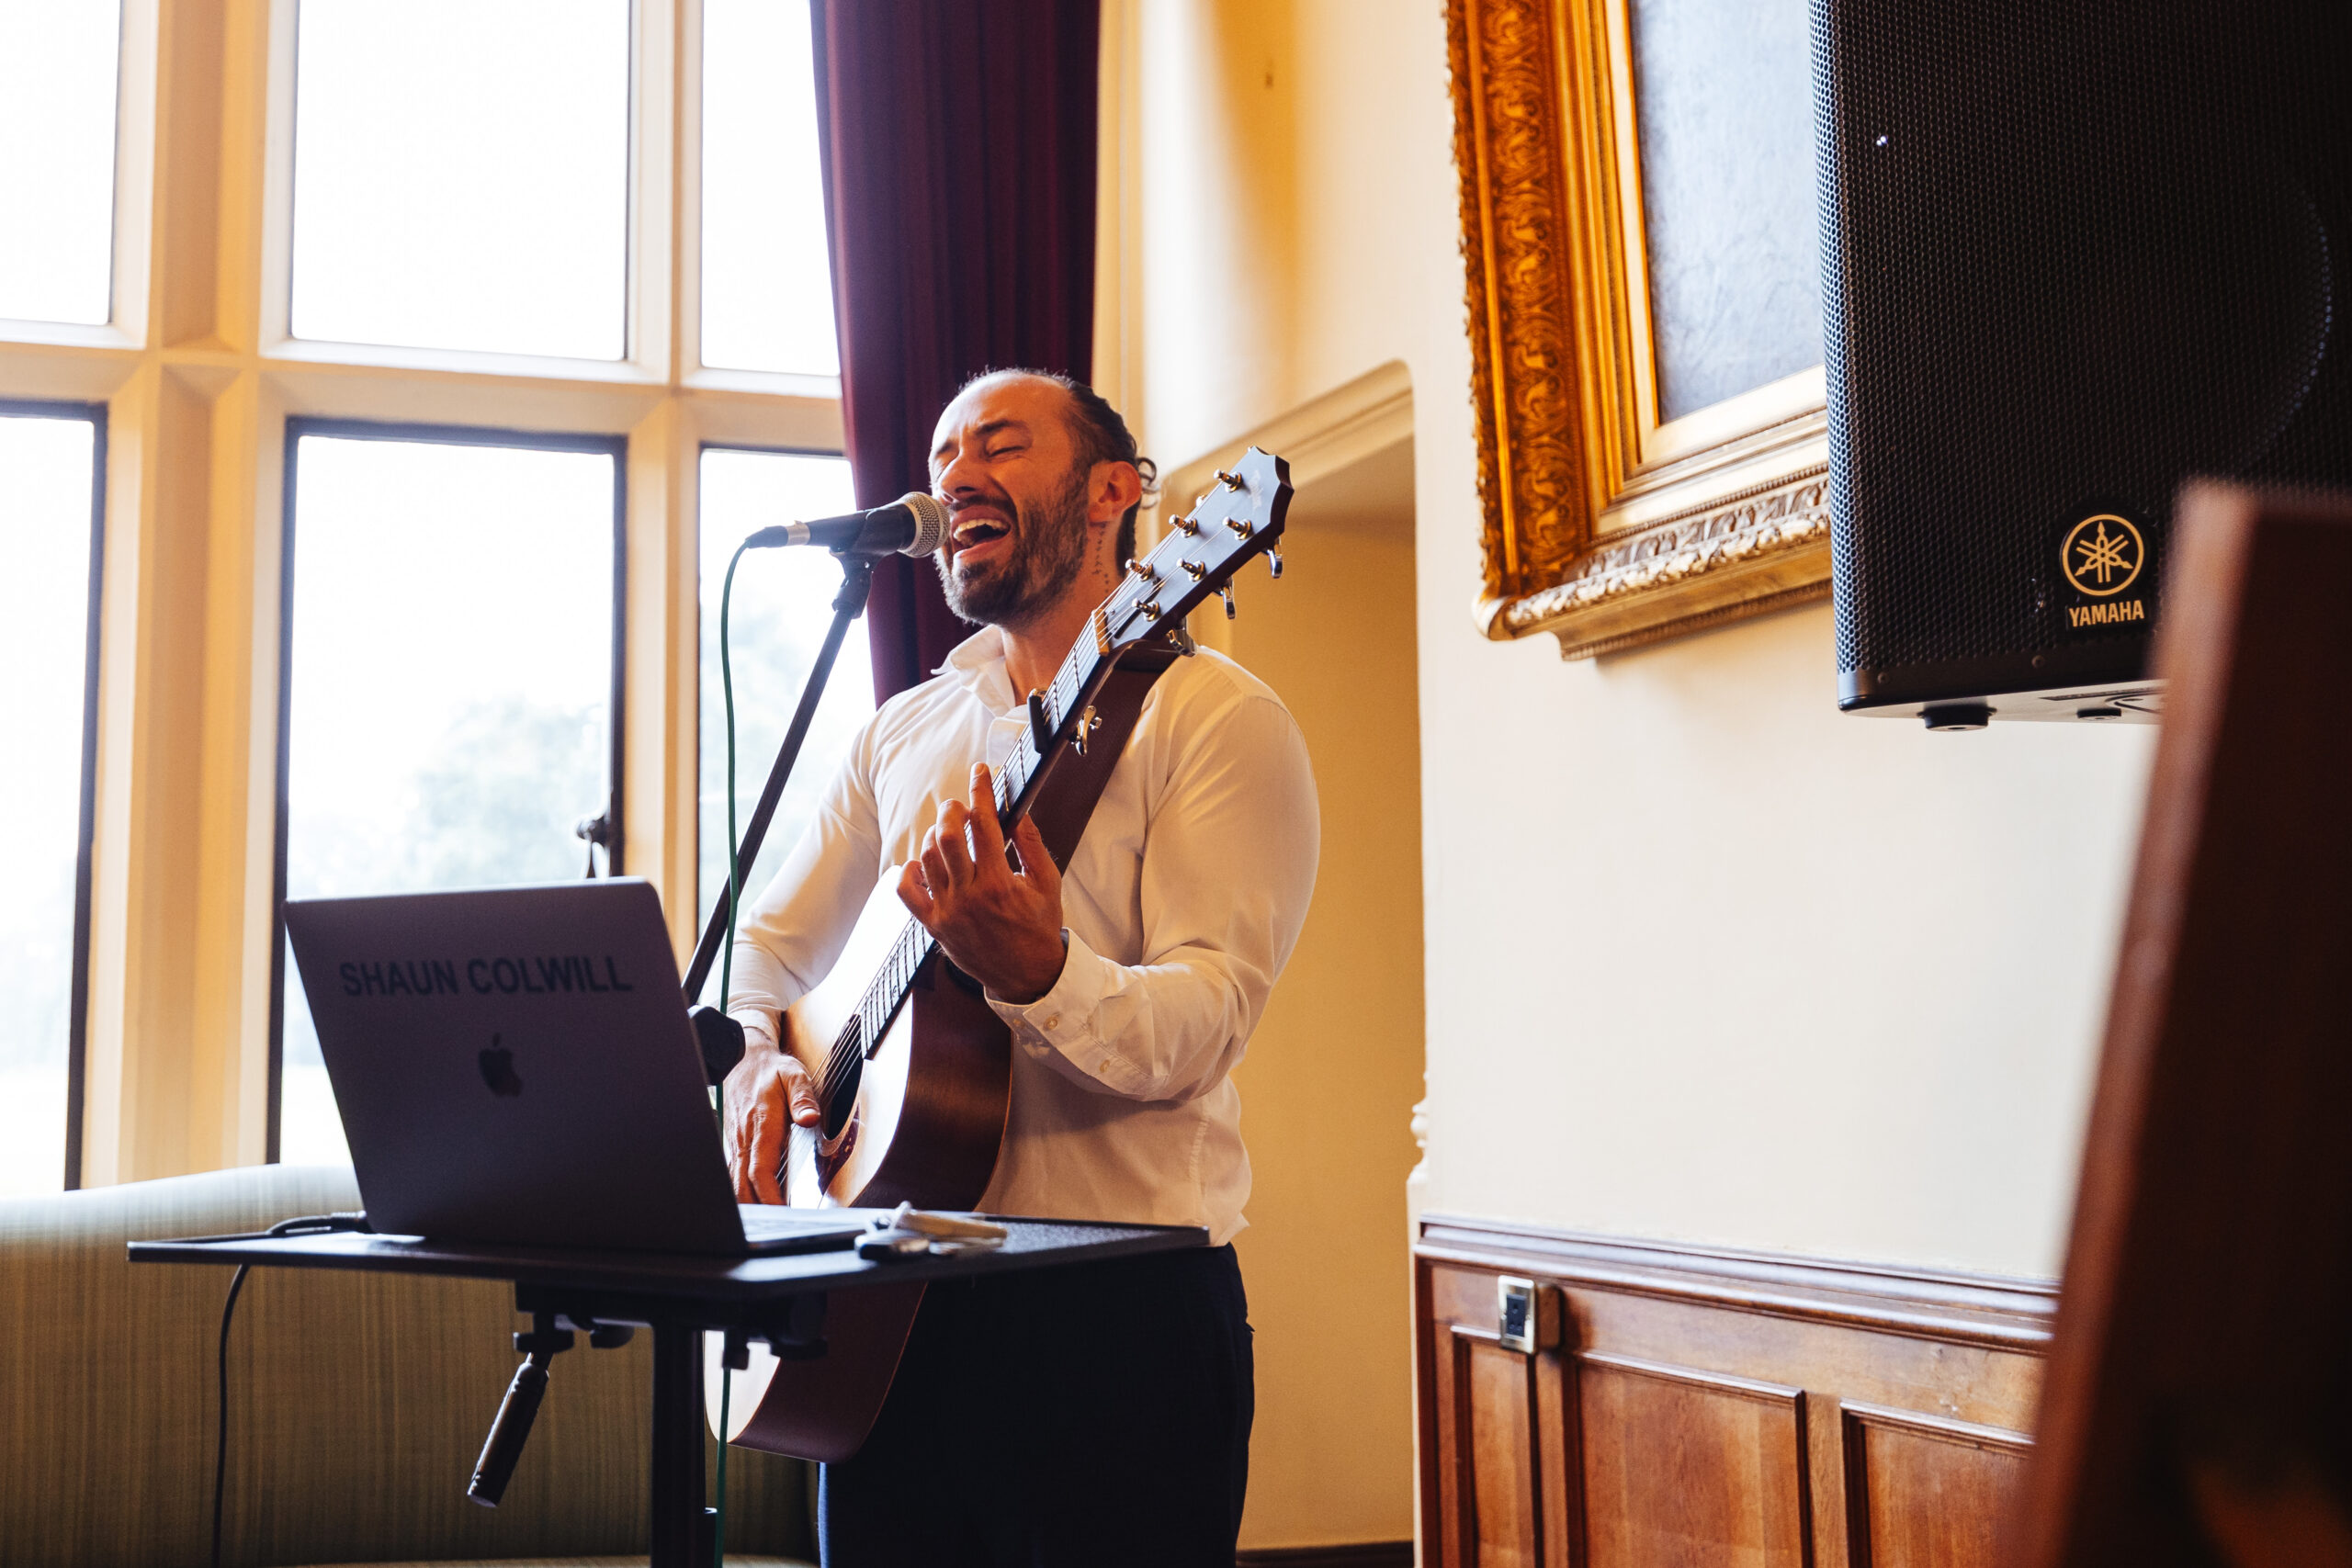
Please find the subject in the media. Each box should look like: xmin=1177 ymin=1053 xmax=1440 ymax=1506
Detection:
xmin=649 ymin=1323 xmax=709 ymax=1568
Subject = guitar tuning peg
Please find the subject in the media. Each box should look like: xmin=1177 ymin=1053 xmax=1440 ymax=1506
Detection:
xmin=1220 ymin=585 xmax=1237 ymax=620
xmin=1266 ymin=549 xmax=1283 ymax=581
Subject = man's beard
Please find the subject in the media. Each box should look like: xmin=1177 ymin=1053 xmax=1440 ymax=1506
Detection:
xmin=935 ymin=467 xmax=1091 ymax=627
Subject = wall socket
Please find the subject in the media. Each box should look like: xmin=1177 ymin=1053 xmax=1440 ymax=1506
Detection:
xmin=1497 ymin=1274 xmax=1557 ymax=1353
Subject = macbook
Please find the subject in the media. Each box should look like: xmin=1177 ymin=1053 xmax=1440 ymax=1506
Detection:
xmin=283 ymin=878 xmax=866 ymax=1257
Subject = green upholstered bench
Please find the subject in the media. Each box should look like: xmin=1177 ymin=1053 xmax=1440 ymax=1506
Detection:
xmin=0 ymin=1165 xmax=815 ymax=1568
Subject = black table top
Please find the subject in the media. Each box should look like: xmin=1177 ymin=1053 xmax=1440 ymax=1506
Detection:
xmin=129 ymin=1215 xmax=1207 ymax=1304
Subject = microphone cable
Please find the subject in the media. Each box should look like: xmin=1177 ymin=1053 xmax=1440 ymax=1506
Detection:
xmin=711 ymin=538 xmax=755 ymax=1568
xmin=718 ymin=538 xmax=753 ymax=1018
xmin=714 ymin=1354 xmax=733 ymax=1568
xmin=209 ymin=1212 xmax=373 ymax=1568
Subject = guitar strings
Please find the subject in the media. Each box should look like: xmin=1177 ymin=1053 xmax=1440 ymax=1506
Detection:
xmin=811 ymin=722 xmax=1030 ymax=1111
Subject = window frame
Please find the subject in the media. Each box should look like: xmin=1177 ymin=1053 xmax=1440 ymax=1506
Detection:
xmin=269 ymin=416 xmax=631 ymax=1159
xmin=0 ymin=398 xmax=109 ymax=1190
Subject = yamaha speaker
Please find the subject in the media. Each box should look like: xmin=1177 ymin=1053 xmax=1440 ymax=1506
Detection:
xmin=1815 ymin=1 xmax=2352 ymax=726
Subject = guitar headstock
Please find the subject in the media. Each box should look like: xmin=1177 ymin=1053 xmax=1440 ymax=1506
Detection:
xmin=1100 ymin=446 xmax=1293 ymax=653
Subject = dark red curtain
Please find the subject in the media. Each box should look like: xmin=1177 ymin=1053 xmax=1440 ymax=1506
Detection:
xmin=810 ymin=0 xmax=1102 ymax=703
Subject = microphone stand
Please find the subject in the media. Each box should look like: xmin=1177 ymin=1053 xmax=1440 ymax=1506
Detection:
xmin=682 ymin=551 xmax=876 ymax=1085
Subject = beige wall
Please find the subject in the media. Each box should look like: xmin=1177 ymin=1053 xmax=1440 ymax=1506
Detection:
xmin=1214 ymin=446 xmax=1426 ymax=1551
xmin=1116 ymin=0 xmax=2159 ymax=1544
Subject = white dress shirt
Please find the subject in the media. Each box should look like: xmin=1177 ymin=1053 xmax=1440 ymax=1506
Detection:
xmin=727 ymin=625 xmax=1319 ymax=1245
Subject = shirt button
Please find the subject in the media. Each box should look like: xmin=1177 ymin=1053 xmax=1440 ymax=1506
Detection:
xmin=1045 ymin=1015 xmax=1061 ymax=1031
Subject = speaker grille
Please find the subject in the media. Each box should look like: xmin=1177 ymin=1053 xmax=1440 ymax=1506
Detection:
xmin=1816 ymin=1 xmax=2352 ymax=700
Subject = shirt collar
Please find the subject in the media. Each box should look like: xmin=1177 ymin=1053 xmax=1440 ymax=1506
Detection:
xmin=937 ymin=624 xmax=1020 ymax=716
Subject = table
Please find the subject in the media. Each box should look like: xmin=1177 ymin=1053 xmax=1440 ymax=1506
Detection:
xmin=131 ymin=1216 xmax=1205 ymax=1567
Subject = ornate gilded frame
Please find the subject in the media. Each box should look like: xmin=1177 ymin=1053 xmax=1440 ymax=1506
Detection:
xmin=1448 ymin=0 xmax=1831 ymax=658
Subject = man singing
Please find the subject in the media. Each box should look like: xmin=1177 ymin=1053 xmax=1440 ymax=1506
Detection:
xmin=721 ymin=368 xmax=1320 ymax=1565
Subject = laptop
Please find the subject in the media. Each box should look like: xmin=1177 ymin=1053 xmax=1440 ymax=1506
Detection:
xmin=283 ymin=878 xmax=871 ymax=1257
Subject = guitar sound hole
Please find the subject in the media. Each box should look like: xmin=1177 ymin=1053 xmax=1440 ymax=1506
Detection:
xmin=822 ymin=1053 xmax=862 ymax=1140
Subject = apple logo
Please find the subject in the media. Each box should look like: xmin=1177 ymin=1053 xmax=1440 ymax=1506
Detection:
xmin=478 ymin=1033 xmax=524 ymax=1098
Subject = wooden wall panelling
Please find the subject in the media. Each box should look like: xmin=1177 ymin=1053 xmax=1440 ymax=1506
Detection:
xmin=1839 ymin=1404 xmax=2030 ymax=1568
xmin=1463 ymin=1328 xmax=1539 ymax=1563
xmin=1424 ymin=1264 xmax=1573 ymax=1567
xmin=1416 ymin=1218 xmax=2055 ymax=1568
xmin=1574 ymin=1351 xmax=1811 ymax=1568
xmin=1535 ymin=1320 xmax=1575 ymax=1568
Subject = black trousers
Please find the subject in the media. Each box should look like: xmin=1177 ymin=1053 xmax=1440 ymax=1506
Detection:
xmin=819 ymin=1244 xmax=1253 ymax=1567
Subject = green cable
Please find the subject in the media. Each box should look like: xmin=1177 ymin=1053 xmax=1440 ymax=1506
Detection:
xmin=719 ymin=540 xmax=752 ymax=1016
xmin=713 ymin=540 xmax=752 ymax=1568
xmin=715 ymin=1359 xmax=733 ymax=1568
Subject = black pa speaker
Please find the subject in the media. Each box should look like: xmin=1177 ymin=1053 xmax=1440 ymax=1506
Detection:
xmin=1815 ymin=1 xmax=2352 ymax=726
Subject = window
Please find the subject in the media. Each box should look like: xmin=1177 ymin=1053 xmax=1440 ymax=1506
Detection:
xmin=0 ymin=405 xmax=104 ymax=1195
xmin=700 ymin=0 xmax=839 ymax=376
xmin=277 ymin=426 xmax=624 ymax=1163
xmin=0 ymin=2 xmax=120 ymax=326
xmin=0 ymin=2 xmax=847 ymax=1185
xmin=289 ymin=0 xmax=632 ymax=358
xmin=695 ymin=448 xmax=871 ymax=1004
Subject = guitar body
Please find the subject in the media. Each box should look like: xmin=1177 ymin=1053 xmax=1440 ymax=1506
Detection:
xmin=708 ymin=1279 xmax=928 ymax=1463
xmin=783 ymin=878 xmax=1012 ymax=1212
xmin=712 ymin=876 xmax=1010 ymax=1462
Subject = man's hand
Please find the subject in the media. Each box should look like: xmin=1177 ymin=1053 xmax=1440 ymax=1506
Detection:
xmin=722 ymin=1028 xmax=822 ymax=1204
xmin=898 ymin=762 xmax=1069 ymax=1004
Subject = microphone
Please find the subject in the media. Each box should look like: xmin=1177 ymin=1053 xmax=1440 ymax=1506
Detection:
xmin=744 ymin=491 xmax=951 ymax=557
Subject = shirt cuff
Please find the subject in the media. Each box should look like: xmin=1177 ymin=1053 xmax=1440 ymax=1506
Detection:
xmin=986 ymin=928 xmax=1110 ymax=1050
xmin=727 ymin=1010 xmax=779 ymax=1055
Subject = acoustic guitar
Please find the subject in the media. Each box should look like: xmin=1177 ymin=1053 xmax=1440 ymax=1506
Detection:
xmin=708 ymin=447 xmax=1293 ymax=1461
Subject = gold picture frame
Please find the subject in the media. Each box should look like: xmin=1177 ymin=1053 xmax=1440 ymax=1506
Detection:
xmin=1448 ymin=0 xmax=1831 ymax=659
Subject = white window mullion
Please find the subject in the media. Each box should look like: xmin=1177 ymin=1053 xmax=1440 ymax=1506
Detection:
xmin=111 ymin=0 xmax=163 ymax=348
xmin=635 ymin=0 xmax=683 ymax=386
